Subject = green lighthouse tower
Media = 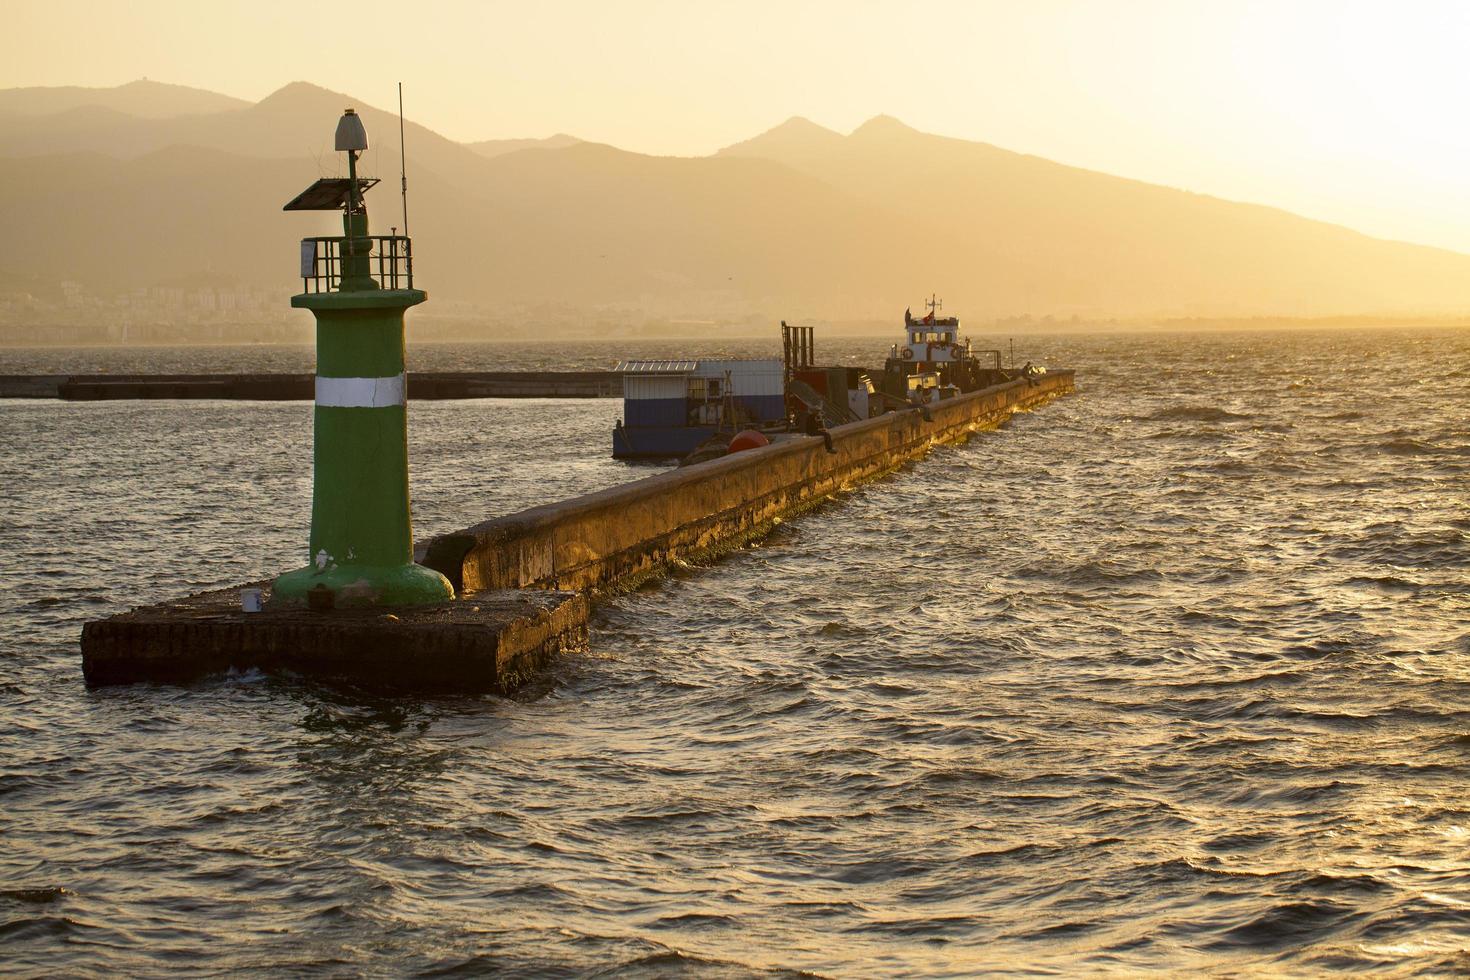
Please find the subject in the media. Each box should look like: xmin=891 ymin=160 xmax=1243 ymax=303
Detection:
xmin=271 ymin=107 xmax=453 ymax=608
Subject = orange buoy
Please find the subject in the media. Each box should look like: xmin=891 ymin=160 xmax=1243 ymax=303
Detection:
xmin=727 ymin=429 xmax=770 ymax=454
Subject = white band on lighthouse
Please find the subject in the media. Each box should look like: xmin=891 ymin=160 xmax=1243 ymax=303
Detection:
xmin=315 ymin=373 xmax=406 ymax=408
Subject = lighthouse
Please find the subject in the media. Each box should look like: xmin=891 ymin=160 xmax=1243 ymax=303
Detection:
xmin=271 ymin=108 xmax=453 ymax=608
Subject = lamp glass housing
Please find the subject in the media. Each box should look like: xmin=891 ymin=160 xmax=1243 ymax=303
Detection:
xmin=335 ymin=109 xmax=369 ymax=152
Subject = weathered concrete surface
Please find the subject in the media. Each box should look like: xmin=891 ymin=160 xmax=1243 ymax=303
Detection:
xmin=81 ymin=584 xmax=588 ymax=691
xmin=423 ymin=371 xmax=1074 ymax=595
xmin=2 ymin=371 xmax=620 ymax=400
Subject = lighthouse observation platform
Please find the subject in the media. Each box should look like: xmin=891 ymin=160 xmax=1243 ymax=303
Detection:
xmin=297 ymin=233 xmax=415 ymax=294
xmin=81 ymin=370 xmax=1074 ymax=692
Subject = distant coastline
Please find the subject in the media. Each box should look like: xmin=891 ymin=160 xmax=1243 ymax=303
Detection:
xmin=1 ymin=313 xmax=1467 ymax=349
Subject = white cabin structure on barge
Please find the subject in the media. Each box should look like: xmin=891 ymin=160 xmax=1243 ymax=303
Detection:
xmin=613 ymin=358 xmax=785 ymax=459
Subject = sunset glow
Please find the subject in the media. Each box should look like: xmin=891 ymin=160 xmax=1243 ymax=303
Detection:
xmin=4 ymin=0 xmax=1469 ymax=251
xmin=3 ymin=2 xmax=1469 ymax=975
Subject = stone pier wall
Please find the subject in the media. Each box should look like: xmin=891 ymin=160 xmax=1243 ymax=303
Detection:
xmin=422 ymin=371 xmax=1074 ymax=596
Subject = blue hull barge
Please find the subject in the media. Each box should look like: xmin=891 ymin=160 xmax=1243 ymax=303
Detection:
xmin=612 ymin=358 xmax=786 ymax=459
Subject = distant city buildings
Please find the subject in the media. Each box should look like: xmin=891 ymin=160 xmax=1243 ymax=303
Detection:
xmin=6 ymin=275 xmax=1393 ymax=348
xmin=0 ymin=279 xmax=305 ymax=345
xmin=0 ymin=275 xmax=822 ymax=346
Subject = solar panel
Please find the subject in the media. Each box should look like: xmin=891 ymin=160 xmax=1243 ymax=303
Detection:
xmin=615 ymin=360 xmax=699 ymax=373
xmin=281 ymin=177 xmax=381 ymax=211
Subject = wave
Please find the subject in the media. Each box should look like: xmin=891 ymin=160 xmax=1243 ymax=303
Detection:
xmin=1146 ymin=406 xmax=1254 ymax=422
xmin=1014 ymin=558 xmax=1167 ymax=586
xmin=1341 ymin=574 xmax=1420 ymax=593
xmin=0 ymin=887 xmax=72 ymax=904
xmin=1377 ymin=437 xmax=1441 ymax=456
xmin=1208 ymin=899 xmax=1359 ymax=950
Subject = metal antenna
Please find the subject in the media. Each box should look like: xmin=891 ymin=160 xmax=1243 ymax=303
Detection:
xmin=398 ymin=82 xmax=410 ymax=237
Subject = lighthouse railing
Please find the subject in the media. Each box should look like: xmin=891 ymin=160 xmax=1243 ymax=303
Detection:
xmin=299 ymin=235 xmax=415 ymax=293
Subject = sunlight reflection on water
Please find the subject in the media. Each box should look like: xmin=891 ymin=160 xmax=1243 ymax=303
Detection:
xmin=1 ymin=327 xmax=1468 ymax=975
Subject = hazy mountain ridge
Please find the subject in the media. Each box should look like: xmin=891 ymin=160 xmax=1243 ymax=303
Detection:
xmin=467 ymin=134 xmax=583 ymax=158
xmin=1 ymin=78 xmax=1468 ymax=323
xmin=718 ymin=114 xmax=1470 ymax=314
xmin=0 ymin=79 xmax=250 ymax=119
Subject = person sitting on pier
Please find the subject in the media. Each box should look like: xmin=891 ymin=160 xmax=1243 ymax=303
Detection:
xmin=800 ymin=407 xmax=837 ymax=454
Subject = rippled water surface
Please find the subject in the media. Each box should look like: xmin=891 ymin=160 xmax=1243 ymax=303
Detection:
xmin=2 ymin=328 xmax=1468 ymax=976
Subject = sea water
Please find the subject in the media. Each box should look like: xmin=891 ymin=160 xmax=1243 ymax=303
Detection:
xmin=1 ymin=327 xmax=1467 ymax=975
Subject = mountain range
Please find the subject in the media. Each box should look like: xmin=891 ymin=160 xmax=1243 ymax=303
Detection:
xmin=2 ymin=78 xmax=1468 ymax=322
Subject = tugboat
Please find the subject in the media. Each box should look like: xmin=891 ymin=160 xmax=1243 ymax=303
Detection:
xmin=893 ymin=294 xmax=970 ymax=366
xmin=879 ymin=295 xmax=1006 ymax=406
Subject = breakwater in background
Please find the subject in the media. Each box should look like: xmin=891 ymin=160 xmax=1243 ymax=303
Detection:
xmin=2 ymin=327 xmax=1468 ymax=975
xmin=0 ymin=371 xmax=622 ymax=400
xmin=0 ymin=338 xmax=854 ymax=375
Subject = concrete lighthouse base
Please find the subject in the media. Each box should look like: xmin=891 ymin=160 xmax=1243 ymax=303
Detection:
xmin=270 ymin=561 xmax=454 ymax=609
xmin=81 ymin=586 xmax=588 ymax=692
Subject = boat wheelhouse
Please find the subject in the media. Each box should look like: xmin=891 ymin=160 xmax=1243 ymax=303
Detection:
xmin=881 ymin=296 xmax=1010 ymax=407
xmin=612 ymin=358 xmax=785 ymax=459
xmin=892 ymin=297 xmax=972 ymax=365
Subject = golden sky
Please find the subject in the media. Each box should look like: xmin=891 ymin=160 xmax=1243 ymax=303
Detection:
xmin=4 ymin=0 xmax=1468 ymax=253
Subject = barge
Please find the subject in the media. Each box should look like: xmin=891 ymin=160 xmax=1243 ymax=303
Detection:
xmin=610 ymin=298 xmax=1042 ymax=462
xmin=612 ymin=358 xmax=785 ymax=458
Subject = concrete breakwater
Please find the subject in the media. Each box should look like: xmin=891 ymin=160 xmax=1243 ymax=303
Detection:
xmin=426 ymin=371 xmax=1075 ymax=595
xmin=81 ymin=370 xmax=1073 ymax=690
xmin=1 ymin=371 xmax=620 ymax=400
